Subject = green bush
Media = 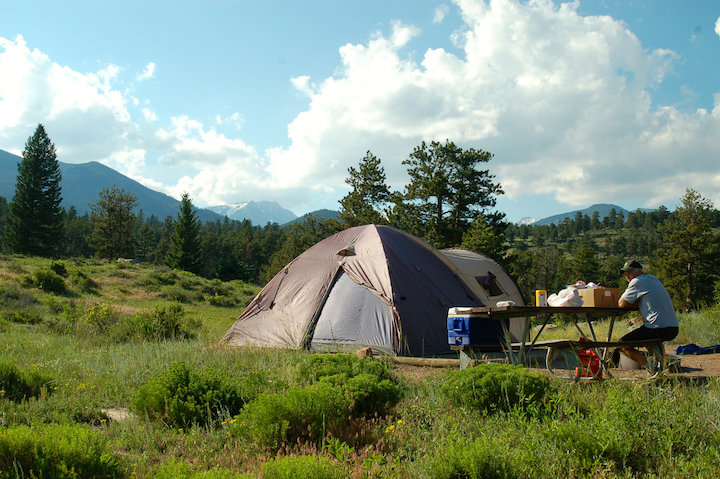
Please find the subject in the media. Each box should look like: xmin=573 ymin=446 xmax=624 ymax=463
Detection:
xmin=0 ymin=423 xmax=124 ymax=478
xmin=343 ymin=373 xmax=403 ymax=416
xmin=441 ymin=363 xmax=551 ymax=414
xmin=2 ymin=308 xmax=43 ymax=325
xmin=33 ymin=268 xmax=68 ymax=294
xmin=131 ymin=361 xmax=247 ymax=428
xmin=153 ymin=460 xmax=252 ymax=479
xmin=298 ymin=353 xmax=395 ymax=383
xmin=204 ymin=293 xmax=236 ymax=307
xmin=262 ymin=454 xmax=349 ymax=479
xmin=0 ymin=283 xmax=38 ymax=307
xmin=70 ymin=269 xmax=99 ymax=294
xmin=0 ymin=360 xmax=51 ymax=402
xmin=50 ymin=261 xmax=68 ymax=277
xmin=418 ymin=436 xmax=521 ymax=479
xmin=119 ymin=304 xmax=200 ymax=341
xmin=236 ymin=381 xmax=349 ymax=448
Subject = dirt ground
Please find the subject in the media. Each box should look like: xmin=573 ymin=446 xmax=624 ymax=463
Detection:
xmin=391 ymin=345 xmax=720 ymax=382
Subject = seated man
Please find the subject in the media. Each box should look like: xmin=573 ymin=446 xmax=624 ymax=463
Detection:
xmin=618 ymin=260 xmax=679 ymax=368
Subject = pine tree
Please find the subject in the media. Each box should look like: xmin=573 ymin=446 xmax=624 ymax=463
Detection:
xmin=89 ymin=186 xmax=138 ymax=260
xmin=402 ymin=140 xmax=503 ymax=248
xmin=165 ymin=193 xmax=203 ymax=274
xmin=338 ymin=151 xmax=391 ymax=227
xmin=4 ymin=124 xmax=64 ymax=256
xmin=652 ymin=189 xmax=720 ymax=312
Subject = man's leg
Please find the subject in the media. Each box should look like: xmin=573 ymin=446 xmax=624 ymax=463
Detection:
xmin=619 ymin=346 xmax=647 ymax=366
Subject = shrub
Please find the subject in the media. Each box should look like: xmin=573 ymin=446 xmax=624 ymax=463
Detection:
xmin=204 ymin=293 xmax=236 ymax=307
xmin=50 ymin=261 xmax=68 ymax=277
xmin=235 ymin=381 xmax=349 ymax=448
xmin=298 ymin=353 xmax=395 ymax=384
xmin=119 ymin=304 xmax=200 ymax=341
xmin=418 ymin=436 xmax=521 ymax=479
xmin=0 ymin=423 xmax=125 ymax=478
xmin=0 ymin=360 xmax=51 ymax=402
xmin=2 ymin=308 xmax=43 ymax=325
xmin=33 ymin=268 xmax=68 ymax=295
xmin=0 ymin=283 xmax=38 ymax=307
xmin=70 ymin=270 xmax=99 ymax=294
xmin=159 ymin=285 xmax=203 ymax=303
xmin=441 ymin=363 xmax=551 ymax=413
xmin=153 ymin=460 xmax=252 ymax=479
xmin=131 ymin=361 xmax=247 ymax=428
xmin=262 ymin=455 xmax=349 ymax=479
xmin=343 ymin=373 xmax=404 ymax=416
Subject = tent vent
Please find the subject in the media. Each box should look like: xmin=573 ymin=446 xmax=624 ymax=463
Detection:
xmin=337 ymin=243 xmax=356 ymax=256
xmin=476 ymin=272 xmax=505 ymax=297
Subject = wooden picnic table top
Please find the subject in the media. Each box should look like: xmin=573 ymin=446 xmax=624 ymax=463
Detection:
xmin=451 ymin=305 xmax=631 ymax=319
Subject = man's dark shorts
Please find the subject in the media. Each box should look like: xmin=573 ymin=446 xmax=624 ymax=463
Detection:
xmin=621 ymin=326 xmax=679 ymax=342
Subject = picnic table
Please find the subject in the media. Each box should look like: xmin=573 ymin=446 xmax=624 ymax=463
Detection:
xmin=450 ymin=305 xmax=667 ymax=381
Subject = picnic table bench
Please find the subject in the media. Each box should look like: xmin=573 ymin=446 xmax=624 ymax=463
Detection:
xmin=449 ymin=305 xmax=667 ymax=381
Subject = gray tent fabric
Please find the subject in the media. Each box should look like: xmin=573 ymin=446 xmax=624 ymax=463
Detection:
xmin=439 ymin=248 xmax=526 ymax=342
xmin=222 ymin=225 xmax=512 ymax=357
xmin=311 ymin=271 xmax=395 ymax=355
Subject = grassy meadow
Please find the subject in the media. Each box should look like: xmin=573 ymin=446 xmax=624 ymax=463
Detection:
xmin=1 ymin=255 xmax=720 ymax=478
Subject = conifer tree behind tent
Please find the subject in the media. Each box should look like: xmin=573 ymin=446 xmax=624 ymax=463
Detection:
xmin=222 ymin=224 xmax=526 ymax=357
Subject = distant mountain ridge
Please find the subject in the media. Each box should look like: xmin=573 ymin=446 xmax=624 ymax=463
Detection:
xmin=0 ymin=148 xmax=223 ymax=222
xmin=531 ymin=204 xmax=634 ymax=226
xmin=206 ymin=201 xmax=297 ymax=225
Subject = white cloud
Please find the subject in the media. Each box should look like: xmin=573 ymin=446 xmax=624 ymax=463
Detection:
xmin=716 ymin=16 xmax=720 ymax=37
xmin=215 ymin=112 xmax=243 ymax=130
xmin=269 ymin=0 xmax=719 ymax=212
xmin=2 ymin=1 xmax=719 ymax=217
xmin=434 ymin=4 xmax=450 ymax=23
xmin=137 ymin=62 xmax=155 ymax=81
xmin=142 ymin=108 xmax=157 ymax=121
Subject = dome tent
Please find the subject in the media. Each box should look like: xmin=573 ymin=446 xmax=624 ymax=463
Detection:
xmin=222 ymin=225 xmax=525 ymax=357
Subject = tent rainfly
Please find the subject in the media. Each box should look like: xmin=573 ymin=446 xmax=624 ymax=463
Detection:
xmin=222 ymin=225 xmax=526 ymax=357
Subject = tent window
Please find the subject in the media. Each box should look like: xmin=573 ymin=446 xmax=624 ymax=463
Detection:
xmin=476 ymin=273 xmax=505 ymax=297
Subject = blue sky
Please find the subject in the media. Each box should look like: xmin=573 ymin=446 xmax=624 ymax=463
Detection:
xmin=1 ymin=0 xmax=719 ymax=223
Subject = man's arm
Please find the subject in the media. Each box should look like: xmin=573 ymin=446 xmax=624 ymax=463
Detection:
xmin=618 ymin=297 xmax=638 ymax=309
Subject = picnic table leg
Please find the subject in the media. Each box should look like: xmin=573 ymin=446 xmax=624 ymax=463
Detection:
xmin=500 ymin=319 xmax=518 ymax=366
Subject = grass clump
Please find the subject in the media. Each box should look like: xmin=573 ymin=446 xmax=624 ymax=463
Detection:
xmin=152 ymin=460 xmax=252 ymax=479
xmin=120 ymin=304 xmax=200 ymax=341
xmin=262 ymin=455 xmax=349 ymax=479
xmin=33 ymin=268 xmax=68 ymax=295
xmin=0 ymin=423 xmax=125 ymax=479
xmin=131 ymin=361 xmax=248 ymax=428
xmin=441 ymin=363 xmax=551 ymax=414
xmin=0 ymin=360 xmax=51 ymax=402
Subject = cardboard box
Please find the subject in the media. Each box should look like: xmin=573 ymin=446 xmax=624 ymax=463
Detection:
xmin=577 ymin=288 xmax=620 ymax=308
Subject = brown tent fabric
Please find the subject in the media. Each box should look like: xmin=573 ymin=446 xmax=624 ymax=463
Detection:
xmin=221 ymin=225 xmax=514 ymax=357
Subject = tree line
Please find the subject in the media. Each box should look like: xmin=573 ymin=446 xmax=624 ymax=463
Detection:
xmin=2 ymin=125 xmax=719 ymax=313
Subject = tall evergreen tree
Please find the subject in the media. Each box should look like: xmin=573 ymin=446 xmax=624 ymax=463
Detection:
xmin=166 ymin=193 xmax=203 ymax=275
xmin=652 ymin=189 xmax=720 ymax=312
xmin=4 ymin=124 xmax=64 ymax=256
xmin=402 ymin=140 xmax=503 ymax=248
xmin=89 ymin=186 xmax=138 ymax=260
xmin=338 ymin=151 xmax=392 ymax=228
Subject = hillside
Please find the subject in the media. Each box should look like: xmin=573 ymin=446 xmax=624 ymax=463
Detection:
xmin=0 ymin=149 xmax=222 ymax=222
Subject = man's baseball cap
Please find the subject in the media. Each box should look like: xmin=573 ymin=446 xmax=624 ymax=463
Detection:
xmin=620 ymin=260 xmax=642 ymax=272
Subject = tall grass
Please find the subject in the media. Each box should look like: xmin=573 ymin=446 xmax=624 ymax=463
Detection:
xmin=2 ymin=254 xmax=720 ymax=477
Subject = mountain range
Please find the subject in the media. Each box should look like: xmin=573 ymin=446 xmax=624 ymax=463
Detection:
xmin=1 ymin=148 xmax=649 ymax=228
xmin=0 ymin=149 xmax=299 ymax=225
